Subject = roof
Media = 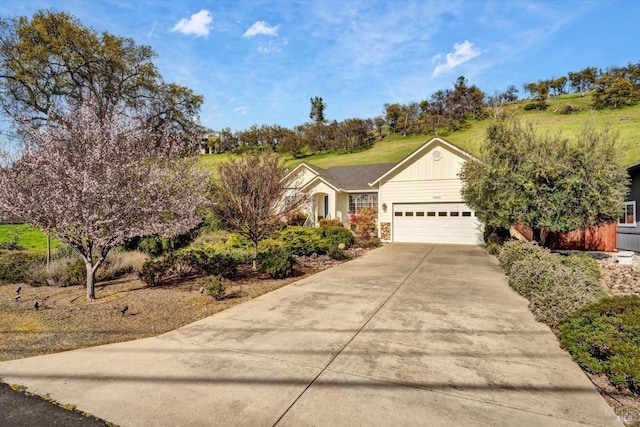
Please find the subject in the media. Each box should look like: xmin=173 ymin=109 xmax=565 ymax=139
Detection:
xmin=369 ymin=136 xmax=476 ymax=187
xmin=290 ymin=162 xmax=396 ymax=192
xmin=625 ymin=159 xmax=640 ymax=172
xmin=287 ymin=136 xmax=474 ymax=192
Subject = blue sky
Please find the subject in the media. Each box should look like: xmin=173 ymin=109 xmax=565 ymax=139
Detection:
xmin=0 ymin=0 xmax=638 ymax=132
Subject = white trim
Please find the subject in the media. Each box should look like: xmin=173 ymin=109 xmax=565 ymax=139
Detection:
xmin=618 ymin=201 xmax=636 ymax=227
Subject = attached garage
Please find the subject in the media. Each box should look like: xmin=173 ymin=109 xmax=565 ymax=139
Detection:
xmin=370 ymin=137 xmax=484 ymax=245
xmin=392 ymin=203 xmax=482 ymax=244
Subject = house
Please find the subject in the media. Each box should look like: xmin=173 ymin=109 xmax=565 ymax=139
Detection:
xmin=284 ymin=137 xmax=483 ymax=245
xmin=617 ymin=160 xmax=640 ymax=251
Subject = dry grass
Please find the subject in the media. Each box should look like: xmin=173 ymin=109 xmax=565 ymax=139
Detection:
xmin=0 ymin=264 xmax=317 ymax=361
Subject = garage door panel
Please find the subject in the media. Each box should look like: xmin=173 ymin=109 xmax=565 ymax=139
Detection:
xmin=393 ymin=203 xmax=482 ymax=245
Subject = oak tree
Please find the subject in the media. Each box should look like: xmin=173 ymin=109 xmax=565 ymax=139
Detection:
xmin=0 ymin=10 xmax=202 ymax=133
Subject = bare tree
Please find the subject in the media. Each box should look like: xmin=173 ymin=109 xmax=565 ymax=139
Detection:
xmin=210 ymin=152 xmax=308 ymax=269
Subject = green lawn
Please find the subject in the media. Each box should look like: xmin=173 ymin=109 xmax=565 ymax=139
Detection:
xmin=0 ymin=224 xmax=60 ymax=251
xmin=199 ymin=95 xmax=640 ymax=171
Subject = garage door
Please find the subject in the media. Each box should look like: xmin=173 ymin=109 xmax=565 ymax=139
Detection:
xmin=392 ymin=203 xmax=483 ymax=244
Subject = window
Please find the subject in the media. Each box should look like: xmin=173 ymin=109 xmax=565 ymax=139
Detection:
xmin=394 ymin=211 xmax=403 ymax=217
xmin=462 ymin=212 xmax=472 ymax=217
xmin=450 ymin=211 xmax=460 ymax=217
xmin=349 ymin=193 xmax=378 ymax=214
xmin=416 ymin=212 xmax=425 ymax=217
xmin=427 ymin=212 xmax=436 ymax=217
xmin=619 ymin=201 xmax=636 ymax=227
xmin=438 ymin=212 xmax=447 ymax=217
xmin=406 ymin=212 xmax=414 ymax=217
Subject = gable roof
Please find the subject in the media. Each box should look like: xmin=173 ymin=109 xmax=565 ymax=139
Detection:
xmin=321 ymin=163 xmax=396 ymax=191
xmin=289 ymin=162 xmax=396 ymax=192
xmin=369 ymin=136 xmax=476 ymax=186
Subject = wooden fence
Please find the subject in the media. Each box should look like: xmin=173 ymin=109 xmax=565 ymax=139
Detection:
xmin=513 ymin=222 xmax=617 ymax=252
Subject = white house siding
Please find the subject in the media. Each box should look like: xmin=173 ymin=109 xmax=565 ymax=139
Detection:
xmin=295 ymin=167 xmax=319 ymax=188
xmin=378 ymin=180 xmax=463 ymax=225
xmin=392 ymin=144 xmax=464 ymax=181
xmin=336 ymin=192 xmax=349 ymax=223
xmin=376 ymin=140 xmax=481 ymax=244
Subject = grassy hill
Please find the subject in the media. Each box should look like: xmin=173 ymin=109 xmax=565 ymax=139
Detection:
xmin=200 ymin=94 xmax=640 ymax=171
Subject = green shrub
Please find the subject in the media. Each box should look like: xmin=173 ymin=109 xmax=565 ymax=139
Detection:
xmin=505 ymin=249 xmax=558 ymax=297
xmin=499 ymin=240 xmax=607 ymax=327
xmin=529 ymin=267 xmax=607 ymax=327
xmin=130 ymin=230 xmax=196 ymax=257
xmin=317 ymin=226 xmax=354 ymax=249
xmin=61 ymin=258 xmax=86 ymax=287
xmin=523 ymin=103 xmax=537 ymax=111
xmin=559 ymin=296 xmax=640 ymax=393
xmin=138 ymin=246 xmax=239 ymax=286
xmin=560 ymin=253 xmax=601 ymax=281
xmin=483 ymin=225 xmax=510 ymax=246
xmin=257 ymin=248 xmax=295 ymax=279
xmin=486 ymin=242 xmax=501 ymax=255
xmin=196 ymin=275 xmax=227 ymax=301
xmin=0 ymin=250 xmax=45 ymax=283
xmin=175 ymin=247 xmax=238 ymax=278
xmin=190 ymin=229 xmax=231 ymax=248
xmin=328 ymin=245 xmax=350 ymax=260
xmin=287 ymin=211 xmax=308 ymax=226
xmin=498 ymin=240 xmax=545 ymax=275
xmin=356 ymin=237 xmax=381 ymax=249
xmin=274 ymin=226 xmax=326 ymax=256
xmin=319 ymin=218 xmax=343 ymax=227
xmin=138 ymin=257 xmax=171 ymax=286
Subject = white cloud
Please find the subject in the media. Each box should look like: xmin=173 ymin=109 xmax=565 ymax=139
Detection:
xmin=431 ymin=40 xmax=481 ymax=78
xmin=171 ymin=10 xmax=213 ymax=37
xmin=243 ymin=21 xmax=279 ymax=38
xmin=257 ymin=39 xmax=287 ymax=54
xmin=233 ymin=106 xmax=249 ymax=115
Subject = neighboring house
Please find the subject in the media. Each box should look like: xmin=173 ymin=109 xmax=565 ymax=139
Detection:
xmin=284 ymin=137 xmax=483 ymax=245
xmin=617 ymin=160 xmax=640 ymax=251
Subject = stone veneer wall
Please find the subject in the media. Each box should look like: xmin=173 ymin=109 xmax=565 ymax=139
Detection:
xmin=380 ymin=222 xmax=390 ymax=241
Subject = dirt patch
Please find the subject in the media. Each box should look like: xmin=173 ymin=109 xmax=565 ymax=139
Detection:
xmin=0 ymin=261 xmax=332 ymax=362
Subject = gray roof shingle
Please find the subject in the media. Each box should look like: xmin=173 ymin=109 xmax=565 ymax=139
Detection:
xmin=307 ymin=163 xmax=396 ymax=191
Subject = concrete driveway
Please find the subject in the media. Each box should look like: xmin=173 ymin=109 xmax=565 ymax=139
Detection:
xmin=0 ymin=244 xmax=621 ymax=426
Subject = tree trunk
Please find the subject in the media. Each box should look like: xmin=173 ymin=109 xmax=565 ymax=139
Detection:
xmin=252 ymin=241 xmax=258 ymax=271
xmin=83 ymin=256 xmax=105 ymax=301
xmin=85 ymin=259 xmax=96 ymax=301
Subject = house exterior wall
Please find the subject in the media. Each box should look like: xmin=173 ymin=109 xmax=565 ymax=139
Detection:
xmin=377 ymin=143 xmax=468 ymax=233
xmin=294 ymin=167 xmax=319 ymax=188
xmin=618 ymin=167 xmax=640 ymax=251
xmin=336 ymin=192 xmax=349 ymax=224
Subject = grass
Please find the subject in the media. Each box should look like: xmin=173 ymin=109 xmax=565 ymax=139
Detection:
xmin=0 ymin=224 xmax=60 ymax=251
xmin=199 ymin=95 xmax=640 ymax=171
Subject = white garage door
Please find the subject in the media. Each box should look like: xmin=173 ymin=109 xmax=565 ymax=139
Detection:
xmin=393 ymin=203 xmax=483 ymax=245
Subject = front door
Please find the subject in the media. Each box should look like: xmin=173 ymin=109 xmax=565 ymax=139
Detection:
xmin=324 ymin=195 xmax=329 ymax=219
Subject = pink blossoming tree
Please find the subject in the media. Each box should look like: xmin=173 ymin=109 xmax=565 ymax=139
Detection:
xmin=0 ymin=97 xmax=209 ymax=300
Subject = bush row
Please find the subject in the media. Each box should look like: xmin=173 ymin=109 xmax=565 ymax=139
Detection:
xmin=139 ymin=247 xmax=240 ymax=286
xmin=26 ymin=251 xmax=148 ymax=287
xmin=498 ymin=240 xmax=606 ymax=327
xmin=0 ymin=250 xmax=45 ymax=283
